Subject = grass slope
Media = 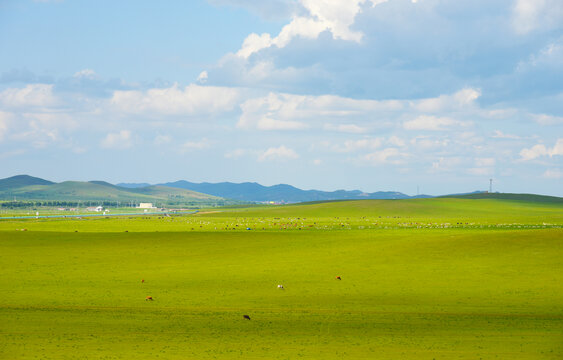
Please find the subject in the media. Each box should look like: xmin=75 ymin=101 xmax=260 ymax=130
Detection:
xmin=0 ymin=180 xmax=227 ymax=206
xmin=1 ymin=199 xmax=561 ymax=359
xmin=442 ymin=192 xmax=563 ymax=203
xmin=0 ymin=174 xmax=54 ymax=191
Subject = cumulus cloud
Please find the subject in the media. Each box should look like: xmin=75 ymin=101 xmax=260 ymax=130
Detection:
xmin=519 ymin=139 xmax=563 ymax=160
xmin=101 ymin=130 xmax=133 ymax=149
xmin=258 ymin=145 xmax=299 ymax=161
xmin=0 ymin=84 xmax=58 ymax=108
xmin=110 ymin=84 xmax=240 ymax=117
xmin=235 ymin=0 xmax=388 ymax=58
xmin=238 ymin=91 xmax=401 ymax=130
xmin=403 ymin=115 xmax=471 ymax=131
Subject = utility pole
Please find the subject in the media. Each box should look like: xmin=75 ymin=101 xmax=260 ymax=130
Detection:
xmin=489 ymin=178 xmax=493 ymax=193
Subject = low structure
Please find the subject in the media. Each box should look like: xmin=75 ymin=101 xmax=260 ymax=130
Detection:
xmin=138 ymin=203 xmax=156 ymax=209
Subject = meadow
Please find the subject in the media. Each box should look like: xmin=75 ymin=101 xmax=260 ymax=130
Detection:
xmin=0 ymin=198 xmax=562 ymax=359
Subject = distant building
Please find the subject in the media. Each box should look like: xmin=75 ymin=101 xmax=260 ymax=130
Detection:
xmin=138 ymin=203 xmax=156 ymax=209
xmin=86 ymin=206 xmax=104 ymax=212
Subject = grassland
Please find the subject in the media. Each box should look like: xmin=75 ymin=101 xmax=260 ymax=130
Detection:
xmin=0 ymin=198 xmax=562 ymax=359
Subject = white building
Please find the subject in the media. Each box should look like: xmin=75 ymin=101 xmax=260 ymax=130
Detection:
xmin=138 ymin=203 xmax=156 ymax=209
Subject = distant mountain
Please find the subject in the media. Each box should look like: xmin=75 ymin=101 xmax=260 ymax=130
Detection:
xmin=0 ymin=175 xmax=54 ymax=191
xmin=116 ymin=182 xmax=151 ymax=189
xmin=160 ymin=180 xmax=418 ymax=203
xmin=441 ymin=192 xmax=563 ymax=204
xmin=0 ymin=175 xmax=236 ymax=207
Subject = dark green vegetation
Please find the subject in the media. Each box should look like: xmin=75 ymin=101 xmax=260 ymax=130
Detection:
xmin=1 ymin=199 xmax=562 ymax=359
xmin=0 ymin=175 xmax=244 ymax=208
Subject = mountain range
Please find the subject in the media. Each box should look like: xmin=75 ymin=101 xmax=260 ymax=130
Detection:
xmin=0 ymin=175 xmax=230 ymax=207
xmin=1 ymin=175 xmax=561 ymax=205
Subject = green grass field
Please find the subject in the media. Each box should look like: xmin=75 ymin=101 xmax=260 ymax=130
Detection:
xmin=1 ymin=199 xmax=562 ymax=359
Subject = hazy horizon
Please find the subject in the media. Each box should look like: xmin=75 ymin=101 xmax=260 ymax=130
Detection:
xmin=1 ymin=1 xmax=562 ymax=196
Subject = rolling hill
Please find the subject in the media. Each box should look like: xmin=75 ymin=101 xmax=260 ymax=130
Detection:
xmin=158 ymin=180 xmax=424 ymax=202
xmin=441 ymin=192 xmax=563 ymax=204
xmin=0 ymin=175 xmax=237 ymax=207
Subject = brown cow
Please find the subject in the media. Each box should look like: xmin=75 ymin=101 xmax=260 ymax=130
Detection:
xmin=145 ymin=296 xmax=153 ymax=301
xmin=335 ymin=276 xmax=341 ymax=280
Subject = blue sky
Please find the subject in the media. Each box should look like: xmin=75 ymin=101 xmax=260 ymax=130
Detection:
xmin=0 ymin=0 xmax=562 ymax=196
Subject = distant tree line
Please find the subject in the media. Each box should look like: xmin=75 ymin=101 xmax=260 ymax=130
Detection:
xmin=0 ymin=200 xmax=140 ymax=209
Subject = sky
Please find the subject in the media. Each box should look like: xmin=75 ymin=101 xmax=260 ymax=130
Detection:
xmin=0 ymin=0 xmax=562 ymax=196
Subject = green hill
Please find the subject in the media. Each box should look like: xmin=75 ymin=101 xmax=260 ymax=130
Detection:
xmin=440 ymin=192 xmax=563 ymax=203
xmin=0 ymin=177 xmax=239 ymax=207
xmin=0 ymin=175 xmax=54 ymax=191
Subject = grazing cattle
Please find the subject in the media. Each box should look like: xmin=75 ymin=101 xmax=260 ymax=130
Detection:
xmin=141 ymin=279 xmax=145 ymax=283
xmin=145 ymin=296 xmax=153 ymax=301
xmin=277 ymin=284 xmax=284 ymax=290
xmin=335 ymin=276 xmax=341 ymax=280
xmin=243 ymin=315 xmax=251 ymax=320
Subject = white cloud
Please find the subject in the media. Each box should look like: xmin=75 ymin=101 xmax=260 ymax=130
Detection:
xmin=551 ymin=139 xmax=563 ymax=157
xmin=0 ymin=111 xmax=12 ymax=140
xmin=403 ymin=115 xmax=471 ymax=131
xmin=236 ymin=0 xmax=388 ymax=58
xmin=197 ymin=71 xmax=208 ymax=84
xmin=101 ymin=130 xmax=133 ymax=149
xmin=410 ymin=136 xmax=450 ymax=149
xmin=225 ymin=148 xmax=249 ymax=159
xmin=332 ymin=138 xmax=382 ymax=153
xmin=492 ymin=130 xmax=520 ymax=139
xmin=387 ymin=136 xmax=406 ymax=147
xmin=238 ymin=91 xmax=401 ymax=130
xmin=431 ymin=157 xmax=461 ymax=172
xmin=181 ymin=138 xmax=212 ymax=152
xmin=467 ymin=167 xmax=493 ymax=176
xmin=73 ymin=69 xmax=97 ymax=79
xmin=519 ymin=139 xmax=563 ymax=160
xmin=412 ymin=88 xmax=481 ymax=113
xmin=258 ymin=145 xmax=299 ymax=161
xmin=154 ymin=135 xmax=172 ymax=146
xmin=512 ymin=0 xmax=563 ymax=34
xmin=543 ymin=168 xmax=563 ymax=179
xmin=0 ymin=84 xmax=58 ymax=108
xmin=475 ymin=157 xmax=495 ymax=167
xmin=361 ymin=147 xmax=407 ymax=165
xmin=520 ymin=143 xmax=548 ymax=160
xmin=323 ymin=123 xmax=367 ymax=133
xmin=532 ymin=113 xmax=563 ymax=125
xmin=110 ymin=84 xmax=240 ymax=116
